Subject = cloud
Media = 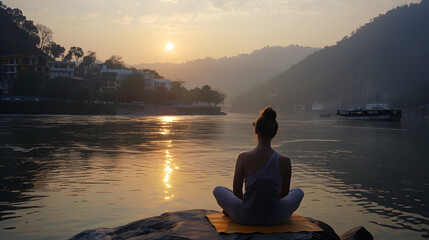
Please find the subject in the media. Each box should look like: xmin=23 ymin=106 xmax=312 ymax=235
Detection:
xmin=111 ymin=15 xmax=134 ymax=24
xmin=152 ymin=23 xmax=197 ymax=35
xmin=207 ymin=0 xmax=257 ymax=15
xmin=210 ymin=0 xmax=235 ymax=10
xmin=86 ymin=12 xmax=99 ymax=19
xmin=161 ymin=23 xmax=181 ymax=31
xmin=139 ymin=15 xmax=158 ymax=23
xmin=160 ymin=0 xmax=180 ymax=3
xmin=66 ymin=15 xmax=76 ymax=20
xmin=258 ymin=0 xmax=341 ymax=14
xmin=33 ymin=8 xmax=49 ymax=17
xmin=194 ymin=12 xmax=222 ymax=21
xmin=166 ymin=12 xmax=194 ymax=22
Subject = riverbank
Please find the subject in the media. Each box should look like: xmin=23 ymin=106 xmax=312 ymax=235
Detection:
xmin=0 ymin=101 xmax=226 ymax=115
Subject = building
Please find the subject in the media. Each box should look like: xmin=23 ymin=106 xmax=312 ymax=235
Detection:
xmin=0 ymin=55 xmax=50 ymax=95
xmin=0 ymin=80 xmax=11 ymax=95
xmin=144 ymin=78 xmax=172 ymax=92
xmin=99 ymin=65 xmax=154 ymax=92
xmin=100 ymin=71 xmax=118 ymax=92
xmin=312 ymin=101 xmax=325 ymax=111
xmin=0 ymin=55 xmax=50 ymax=79
xmin=49 ymin=61 xmax=75 ymax=79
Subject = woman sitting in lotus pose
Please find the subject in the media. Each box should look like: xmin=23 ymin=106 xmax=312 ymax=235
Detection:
xmin=213 ymin=107 xmax=304 ymax=225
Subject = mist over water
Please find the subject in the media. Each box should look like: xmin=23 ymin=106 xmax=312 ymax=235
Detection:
xmin=0 ymin=113 xmax=428 ymax=240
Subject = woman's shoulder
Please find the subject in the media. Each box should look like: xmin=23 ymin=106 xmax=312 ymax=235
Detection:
xmin=237 ymin=149 xmax=260 ymax=163
xmin=277 ymin=153 xmax=291 ymax=165
xmin=237 ymin=150 xmax=253 ymax=160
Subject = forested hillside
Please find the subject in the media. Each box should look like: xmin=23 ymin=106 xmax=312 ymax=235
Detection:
xmin=232 ymin=0 xmax=429 ymax=110
xmin=0 ymin=2 xmax=40 ymax=55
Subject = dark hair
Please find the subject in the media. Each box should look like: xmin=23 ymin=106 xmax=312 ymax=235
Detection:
xmin=254 ymin=106 xmax=278 ymax=140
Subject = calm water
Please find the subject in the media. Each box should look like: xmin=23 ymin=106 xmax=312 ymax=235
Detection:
xmin=0 ymin=113 xmax=428 ymax=240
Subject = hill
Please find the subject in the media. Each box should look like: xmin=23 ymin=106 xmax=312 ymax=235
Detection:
xmin=133 ymin=45 xmax=319 ymax=102
xmin=232 ymin=0 xmax=429 ymax=111
xmin=0 ymin=2 xmax=40 ymax=55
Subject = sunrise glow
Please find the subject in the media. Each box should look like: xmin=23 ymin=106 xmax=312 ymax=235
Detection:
xmin=166 ymin=43 xmax=174 ymax=51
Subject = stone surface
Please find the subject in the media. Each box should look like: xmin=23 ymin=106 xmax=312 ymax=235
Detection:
xmin=69 ymin=209 xmax=350 ymax=240
xmin=340 ymin=226 xmax=374 ymax=240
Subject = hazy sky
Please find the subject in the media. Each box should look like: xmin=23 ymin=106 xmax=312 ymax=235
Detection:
xmin=3 ymin=0 xmax=420 ymax=64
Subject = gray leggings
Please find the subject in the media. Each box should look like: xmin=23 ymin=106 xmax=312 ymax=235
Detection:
xmin=213 ymin=186 xmax=304 ymax=225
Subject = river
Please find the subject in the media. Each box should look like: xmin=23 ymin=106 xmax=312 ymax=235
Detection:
xmin=0 ymin=113 xmax=428 ymax=239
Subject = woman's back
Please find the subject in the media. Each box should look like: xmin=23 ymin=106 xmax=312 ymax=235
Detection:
xmin=236 ymin=148 xmax=292 ymax=198
xmin=242 ymin=151 xmax=282 ymax=214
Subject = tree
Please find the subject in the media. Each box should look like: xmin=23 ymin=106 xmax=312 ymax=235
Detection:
xmin=0 ymin=2 xmax=40 ymax=55
xmin=212 ymin=90 xmax=225 ymax=106
xmin=64 ymin=46 xmax=84 ymax=65
xmin=63 ymin=51 xmax=73 ymax=61
xmin=198 ymin=85 xmax=225 ymax=105
xmin=36 ymin=24 xmax=53 ymax=53
xmin=13 ymin=72 xmax=44 ymax=96
xmin=171 ymin=80 xmax=189 ymax=102
xmin=44 ymin=76 xmax=90 ymax=101
xmin=105 ymin=55 xmax=125 ymax=69
xmin=188 ymin=87 xmax=202 ymax=102
xmin=76 ymin=51 xmax=97 ymax=76
xmin=200 ymin=85 xmax=212 ymax=103
xmin=5 ymin=5 xmax=38 ymax=39
xmin=46 ymin=42 xmax=65 ymax=60
xmin=141 ymin=69 xmax=164 ymax=79
xmin=117 ymin=74 xmax=146 ymax=102
xmin=72 ymin=47 xmax=84 ymax=66
xmin=80 ymin=51 xmax=97 ymax=67
xmin=147 ymin=86 xmax=172 ymax=104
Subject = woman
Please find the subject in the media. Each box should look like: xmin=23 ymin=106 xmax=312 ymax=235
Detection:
xmin=213 ymin=107 xmax=304 ymax=225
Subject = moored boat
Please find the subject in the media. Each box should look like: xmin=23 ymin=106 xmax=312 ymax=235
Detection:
xmin=337 ymin=103 xmax=402 ymax=121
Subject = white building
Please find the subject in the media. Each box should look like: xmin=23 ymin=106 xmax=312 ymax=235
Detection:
xmin=49 ymin=61 xmax=75 ymax=79
xmin=312 ymin=101 xmax=325 ymax=111
xmin=144 ymin=78 xmax=172 ymax=92
xmin=100 ymin=65 xmax=153 ymax=91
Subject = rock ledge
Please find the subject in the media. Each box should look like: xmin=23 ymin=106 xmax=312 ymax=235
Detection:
xmin=70 ymin=209 xmax=372 ymax=240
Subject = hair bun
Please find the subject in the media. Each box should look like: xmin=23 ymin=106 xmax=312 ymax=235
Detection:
xmin=262 ymin=107 xmax=276 ymax=120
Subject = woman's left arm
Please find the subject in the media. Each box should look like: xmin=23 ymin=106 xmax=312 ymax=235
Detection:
xmin=279 ymin=156 xmax=291 ymax=198
xmin=233 ymin=154 xmax=245 ymax=200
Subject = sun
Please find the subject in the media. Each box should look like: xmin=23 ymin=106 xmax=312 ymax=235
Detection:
xmin=166 ymin=43 xmax=174 ymax=51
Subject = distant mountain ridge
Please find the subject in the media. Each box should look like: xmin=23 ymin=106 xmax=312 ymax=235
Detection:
xmin=232 ymin=0 xmax=429 ymax=111
xmin=132 ymin=45 xmax=319 ymax=102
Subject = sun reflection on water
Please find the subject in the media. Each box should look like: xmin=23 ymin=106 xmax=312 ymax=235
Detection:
xmin=164 ymin=148 xmax=179 ymax=200
xmin=161 ymin=116 xmax=176 ymax=123
xmin=160 ymin=116 xmax=176 ymax=135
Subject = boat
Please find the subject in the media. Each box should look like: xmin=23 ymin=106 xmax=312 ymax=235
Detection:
xmin=337 ymin=103 xmax=402 ymax=121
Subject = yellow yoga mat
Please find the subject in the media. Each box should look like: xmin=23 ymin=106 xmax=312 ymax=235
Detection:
xmin=206 ymin=212 xmax=323 ymax=234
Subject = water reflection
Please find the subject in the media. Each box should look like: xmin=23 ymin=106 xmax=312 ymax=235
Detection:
xmin=0 ymin=114 xmax=427 ymax=240
xmin=159 ymin=117 xmax=179 ymax=200
xmin=163 ymin=147 xmax=179 ymax=200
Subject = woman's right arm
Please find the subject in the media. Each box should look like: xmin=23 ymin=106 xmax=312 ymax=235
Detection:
xmin=233 ymin=154 xmax=245 ymax=200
